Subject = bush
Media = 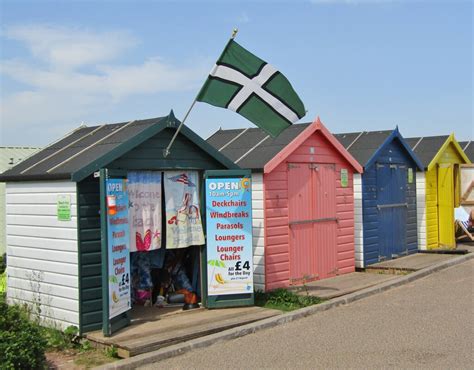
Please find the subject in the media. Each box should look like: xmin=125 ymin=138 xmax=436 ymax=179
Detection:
xmin=0 ymin=253 xmax=6 ymax=275
xmin=0 ymin=298 xmax=47 ymax=369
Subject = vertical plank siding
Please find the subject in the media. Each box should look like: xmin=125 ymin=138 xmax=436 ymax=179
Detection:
xmin=425 ymin=168 xmax=439 ymax=249
xmin=251 ymin=173 xmax=265 ymax=291
xmin=6 ymin=181 xmax=79 ymax=329
xmin=362 ymin=139 xmax=418 ymax=265
xmin=264 ymin=131 xmax=355 ymax=290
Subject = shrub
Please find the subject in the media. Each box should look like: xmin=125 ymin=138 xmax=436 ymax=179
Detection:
xmin=0 ymin=253 xmax=6 ymax=275
xmin=0 ymin=298 xmax=47 ymax=369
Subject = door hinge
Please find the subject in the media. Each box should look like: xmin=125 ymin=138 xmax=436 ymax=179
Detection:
xmin=288 ymin=163 xmax=299 ymax=170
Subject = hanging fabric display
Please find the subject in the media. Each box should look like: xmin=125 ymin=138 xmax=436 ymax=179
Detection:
xmin=128 ymin=171 xmax=162 ymax=252
xmin=164 ymin=171 xmax=205 ymax=249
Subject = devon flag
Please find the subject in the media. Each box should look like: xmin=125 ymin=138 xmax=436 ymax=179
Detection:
xmin=197 ymin=40 xmax=306 ymax=137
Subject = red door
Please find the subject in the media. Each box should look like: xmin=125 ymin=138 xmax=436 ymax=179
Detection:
xmin=313 ymin=164 xmax=337 ymax=279
xmin=288 ymin=163 xmax=338 ymax=283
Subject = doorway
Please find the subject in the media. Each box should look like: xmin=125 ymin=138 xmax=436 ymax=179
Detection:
xmin=288 ymin=163 xmax=337 ymax=283
xmin=437 ymin=164 xmax=455 ymax=247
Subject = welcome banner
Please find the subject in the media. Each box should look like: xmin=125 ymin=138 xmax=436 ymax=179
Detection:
xmin=128 ymin=171 xmax=162 ymax=252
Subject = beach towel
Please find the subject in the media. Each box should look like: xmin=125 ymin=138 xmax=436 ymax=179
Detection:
xmin=164 ymin=171 xmax=205 ymax=249
xmin=128 ymin=171 xmax=162 ymax=252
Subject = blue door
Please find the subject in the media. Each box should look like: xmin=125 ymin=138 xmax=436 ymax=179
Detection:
xmin=376 ymin=164 xmax=407 ymax=261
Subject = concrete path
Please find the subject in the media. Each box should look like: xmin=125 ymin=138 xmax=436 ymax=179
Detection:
xmin=140 ymin=259 xmax=474 ymax=369
xmin=87 ymin=306 xmax=280 ymax=358
xmin=97 ymin=253 xmax=473 ymax=369
xmin=294 ymin=271 xmax=397 ymax=299
xmin=367 ymin=253 xmax=455 ymax=271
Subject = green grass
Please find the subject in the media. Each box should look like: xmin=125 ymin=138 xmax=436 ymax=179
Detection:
xmin=255 ymin=288 xmax=325 ymax=312
xmin=0 ymin=272 xmax=6 ymax=294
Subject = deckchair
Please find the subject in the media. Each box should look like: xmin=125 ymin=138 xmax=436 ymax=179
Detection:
xmin=455 ymin=220 xmax=474 ymax=242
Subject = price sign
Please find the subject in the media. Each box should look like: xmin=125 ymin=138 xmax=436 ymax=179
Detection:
xmin=206 ymin=177 xmax=253 ymax=296
xmin=106 ymin=178 xmax=131 ymax=319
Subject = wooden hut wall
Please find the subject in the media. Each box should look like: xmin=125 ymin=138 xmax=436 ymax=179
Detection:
xmin=264 ymin=130 xmax=355 ymax=291
xmin=361 ymin=139 xmax=418 ymax=265
xmin=6 ymin=181 xmax=79 ymax=330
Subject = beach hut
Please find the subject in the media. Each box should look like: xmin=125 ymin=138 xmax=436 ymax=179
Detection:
xmin=0 ymin=147 xmax=41 ymax=255
xmin=206 ymin=117 xmax=362 ymax=291
xmin=0 ymin=111 xmax=237 ymax=334
xmin=405 ymin=134 xmax=471 ymax=249
xmin=334 ymin=128 xmax=423 ymax=267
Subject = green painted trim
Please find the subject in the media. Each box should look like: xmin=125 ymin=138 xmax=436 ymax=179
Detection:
xmin=203 ymin=169 xmax=254 ymax=309
xmin=99 ymin=169 xmax=110 ymax=336
xmin=76 ymin=183 xmax=83 ymax=335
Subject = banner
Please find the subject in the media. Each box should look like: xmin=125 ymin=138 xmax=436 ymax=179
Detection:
xmin=206 ymin=177 xmax=253 ymax=296
xmin=127 ymin=171 xmax=162 ymax=252
xmin=164 ymin=171 xmax=205 ymax=249
xmin=106 ymin=178 xmax=131 ymax=319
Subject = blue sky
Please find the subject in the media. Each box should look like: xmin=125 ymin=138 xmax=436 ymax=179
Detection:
xmin=0 ymin=0 xmax=472 ymax=146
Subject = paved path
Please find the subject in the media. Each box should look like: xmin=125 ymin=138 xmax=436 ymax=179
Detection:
xmin=141 ymin=260 xmax=474 ymax=369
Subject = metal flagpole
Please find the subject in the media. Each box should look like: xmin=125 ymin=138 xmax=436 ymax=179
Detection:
xmin=163 ymin=28 xmax=239 ymax=158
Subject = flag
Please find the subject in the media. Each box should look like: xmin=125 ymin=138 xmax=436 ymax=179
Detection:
xmin=197 ymin=40 xmax=306 ymax=137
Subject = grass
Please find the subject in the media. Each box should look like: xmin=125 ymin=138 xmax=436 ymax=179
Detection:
xmin=0 ymin=272 xmax=6 ymax=294
xmin=255 ymin=288 xmax=325 ymax=312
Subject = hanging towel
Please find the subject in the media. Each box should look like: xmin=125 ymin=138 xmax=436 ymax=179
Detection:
xmin=128 ymin=171 xmax=162 ymax=252
xmin=164 ymin=171 xmax=205 ymax=249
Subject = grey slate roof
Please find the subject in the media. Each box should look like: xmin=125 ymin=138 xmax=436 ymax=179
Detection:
xmin=0 ymin=117 xmax=166 ymax=181
xmin=459 ymin=141 xmax=474 ymax=162
xmin=405 ymin=135 xmax=449 ymax=169
xmin=206 ymin=123 xmax=311 ymax=169
xmin=334 ymin=130 xmax=392 ymax=166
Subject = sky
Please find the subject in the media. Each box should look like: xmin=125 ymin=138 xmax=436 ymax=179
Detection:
xmin=0 ymin=0 xmax=472 ymax=147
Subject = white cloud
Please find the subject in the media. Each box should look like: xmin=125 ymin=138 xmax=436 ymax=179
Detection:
xmin=237 ymin=12 xmax=251 ymax=24
xmin=0 ymin=24 xmax=209 ymax=145
xmin=4 ymin=24 xmax=137 ymax=69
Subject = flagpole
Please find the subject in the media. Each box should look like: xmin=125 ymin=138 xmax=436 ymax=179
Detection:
xmin=163 ymin=28 xmax=239 ymax=158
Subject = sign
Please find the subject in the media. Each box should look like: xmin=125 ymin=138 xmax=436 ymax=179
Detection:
xmin=205 ymin=177 xmax=253 ymax=296
xmin=408 ymin=168 xmax=414 ymax=184
xmin=57 ymin=195 xmax=71 ymax=221
xmin=106 ymin=178 xmax=131 ymax=319
xmin=341 ymin=169 xmax=348 ymax=188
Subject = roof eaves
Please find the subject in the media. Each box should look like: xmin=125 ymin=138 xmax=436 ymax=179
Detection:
xmin=263 ymin=120 xmax=320 ymax=174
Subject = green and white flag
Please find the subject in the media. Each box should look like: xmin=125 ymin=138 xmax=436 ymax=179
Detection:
xmin=197 ymin=40 xmax=306 ymax=137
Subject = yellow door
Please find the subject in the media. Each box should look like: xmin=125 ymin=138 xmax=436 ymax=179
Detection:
xmin=437 ymin=164 xmax=455 ymax=248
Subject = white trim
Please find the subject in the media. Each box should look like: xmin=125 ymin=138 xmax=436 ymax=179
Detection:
xmin=353 ymin=174 xmax=364 ymax=268
xmin=416 ymin=172 xmax=427 ymax=250
xmin=210 ymin=64 xmax=299 ymax=123
xmin=251 ymin=173 xmax=265 ymax=291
